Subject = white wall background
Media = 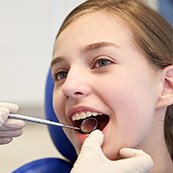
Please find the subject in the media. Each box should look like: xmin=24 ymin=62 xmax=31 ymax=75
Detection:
xmin=0 ymin=0 xmax=84 ymax=113
xmin=0 ymin=0 xmax=157 ymax=113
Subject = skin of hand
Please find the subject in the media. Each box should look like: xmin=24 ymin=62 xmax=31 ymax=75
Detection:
xmin=0 ymin=102 xmax=25 ymax=144
xmin=70 ymin=130 xmax=154 ymax=173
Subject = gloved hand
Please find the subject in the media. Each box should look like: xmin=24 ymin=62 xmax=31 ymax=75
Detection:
xmin=71 ymin=130 xmax=153 ymax=173
xmin=0 ymin=102 xmax=25 ymax=144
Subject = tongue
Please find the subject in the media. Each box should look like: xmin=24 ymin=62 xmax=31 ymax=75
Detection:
xmin=95 ymin=115 xmax=109 ymax=130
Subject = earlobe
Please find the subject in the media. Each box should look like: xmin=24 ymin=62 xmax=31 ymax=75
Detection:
xmin=156 ymin=65 xmax=173 ymax=109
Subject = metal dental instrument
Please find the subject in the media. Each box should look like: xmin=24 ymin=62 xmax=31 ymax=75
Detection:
xmin=9 ymin=114 xmax=98 ymax=134
xmin=80 ymin=117 xmax=98 ymax=134
xmin=9 ymin=114 xmax=80 ymax=131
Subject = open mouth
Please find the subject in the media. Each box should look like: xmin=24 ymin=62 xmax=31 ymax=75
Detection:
xmin=72 ymin=113 xmax=110 ymax=134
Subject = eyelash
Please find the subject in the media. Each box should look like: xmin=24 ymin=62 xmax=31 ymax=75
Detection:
xmin=52 ymin=70 xmax=68 ymax=82
xmin=52 ymin=57 xmax=114 ymax=82
xmin=91 ymin=57 xmax=114 ymax=69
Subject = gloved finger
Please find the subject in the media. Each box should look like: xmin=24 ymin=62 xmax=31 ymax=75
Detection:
xmin=78 ymin=130 xmax=105 ymax=160
xmin=0 ymin=137 xmax=13 ymax=145
xmin=0 ymin=129 xmax=23 ymax=138
xmin=71 ymin=130 xmax=105 ymax=173
xmin=0 ymin=119 xmax=25 ymax=131
xmin=119 ymin=148 xmax=152 ymax=159
xmin=0 ymin=102 xmax=19 ymax=113
xmin=0 ymin=107 xmax=9 ymax=125
xmin=119 ymin=148 xmax=153 ymax=171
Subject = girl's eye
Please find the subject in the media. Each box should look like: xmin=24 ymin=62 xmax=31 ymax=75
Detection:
xmin=53 ymin=70 xmax=68 ymax=82
xmin=92 ymin=58 xmax=113 ymax=69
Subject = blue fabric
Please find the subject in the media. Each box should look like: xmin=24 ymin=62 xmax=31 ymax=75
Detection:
xmin=13 ymin=70 xmax=76 ymax=173
xmin=45 ymin=70 xmax=77 ymax=163
xmin=12 ymin=158 xmax=72 ymax=173
xmin=159 ymin=0 xmax=173 ymax=26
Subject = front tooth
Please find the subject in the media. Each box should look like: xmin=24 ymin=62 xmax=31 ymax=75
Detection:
xmin=72 ymin=113 xmax=80 ymax=121
xmin=86 ymin=111 xmax=92 ymax=117
xmin=92 ymin=112 xmax=98 ymax=116
xmin=80 ymin=112 xmax=87 ymax=119
xmin=76 ymin=113 xmax=81 ymax=120
xmin=72 ymin=111 xmax=101 ymax=121
xmin=72 ymin=114 xmax=78 ymax=121
xmin=72 ymin=112 xmax=87 ymax=121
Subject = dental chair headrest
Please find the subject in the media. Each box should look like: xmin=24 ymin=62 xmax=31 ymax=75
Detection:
xmin=45 ymin=70 xmax=77 ymax=163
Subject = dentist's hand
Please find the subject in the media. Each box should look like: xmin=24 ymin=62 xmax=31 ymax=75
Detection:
xmin=0 ymin=102 xmax=25 ymax=144
xmin=71 ymin=130 xmax=153 ymax=173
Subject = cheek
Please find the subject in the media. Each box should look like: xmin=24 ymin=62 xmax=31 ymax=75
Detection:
xmin=107 ymin=84 xmax=154 ymax=137
xmin=100 ymin=69 xmax=158 ymax=120
xmin=53 ymin=89 xmax=76 ymax=146
xmin=99 ymin=86 xmax=155 ymax=159
xmin=52 ymin=88 xmax=66 ymax=123
xmin=96 ymin=72 xmax=157 ymax=147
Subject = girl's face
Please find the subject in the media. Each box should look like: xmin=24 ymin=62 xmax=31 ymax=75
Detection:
xmin=51 ymin=12 xmax=162 ymax=160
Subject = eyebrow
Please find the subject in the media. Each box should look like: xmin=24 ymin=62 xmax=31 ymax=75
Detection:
xmin=81 ymin=41 xmax=119 ymax=54
xmin=51 ymin=41 xmax=119 ymax=67
xmin=51 ymin=56 xmax=65 ymax=67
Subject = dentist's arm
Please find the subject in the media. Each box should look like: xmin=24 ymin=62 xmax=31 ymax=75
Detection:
xmin=71 ymin=130 xmax=153 ymax=173
xmin=0 ymin=102 xmax=25 ymax=144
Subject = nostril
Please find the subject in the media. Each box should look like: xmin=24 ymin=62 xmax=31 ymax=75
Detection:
xmin=64 ymin=92 xmax=83 ymax=99
xmin=62 ymin=82 xmax=90 ymax=99
xmin=65 ymin=94 xmax=70 ymax=99
xmin=74 ymin=92 xmax=83 ymax=95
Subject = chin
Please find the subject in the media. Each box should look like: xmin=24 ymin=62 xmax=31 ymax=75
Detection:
xmin=102 ymin=147 xmax=120 ymax=160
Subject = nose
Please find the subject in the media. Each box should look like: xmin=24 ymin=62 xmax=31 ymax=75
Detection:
xmin=61 ymin=67 xmax=91 ymax=100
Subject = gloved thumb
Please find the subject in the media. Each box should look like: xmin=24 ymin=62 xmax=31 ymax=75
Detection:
xmin=0 ymin=103 xmax=19 ymax=125
xmin=0 ymin=102 xmax=19 ymax=113
xmin=119 ymin=148 xmax=154 ymax=172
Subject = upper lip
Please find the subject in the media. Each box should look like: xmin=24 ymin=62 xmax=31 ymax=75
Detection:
xmin=66 ymin=105 xmax=106 ymax=121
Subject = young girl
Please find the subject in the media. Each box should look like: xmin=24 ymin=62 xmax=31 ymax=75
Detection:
xmin=0 ymin=0 xmax=172 ymax=172
xmin=51 ymin=0 xmax=173 ymax=172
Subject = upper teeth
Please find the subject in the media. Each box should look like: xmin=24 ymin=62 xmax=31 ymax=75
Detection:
xmin=72 ymin=111 xmax=101 ymax=121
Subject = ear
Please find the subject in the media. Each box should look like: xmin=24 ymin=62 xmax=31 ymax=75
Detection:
xmin=156 ymin=65 xmax=173 ymax=109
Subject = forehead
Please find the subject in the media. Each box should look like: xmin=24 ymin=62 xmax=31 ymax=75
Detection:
xmin=53 ymin=11 xmax=134 ymax=58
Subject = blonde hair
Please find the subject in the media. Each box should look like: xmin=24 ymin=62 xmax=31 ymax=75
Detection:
xmin=55 ymin=0 xmax=173 ymax=159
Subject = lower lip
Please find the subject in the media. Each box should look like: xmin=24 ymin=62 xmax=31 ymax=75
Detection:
xmin=74 ymin=120 xmax=110 ymax=144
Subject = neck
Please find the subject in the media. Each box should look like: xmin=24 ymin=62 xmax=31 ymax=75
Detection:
xmin=148 ymin=143 xmax=173 ymax=173
xmin=138 ymin=112 xmax=173 ymax=173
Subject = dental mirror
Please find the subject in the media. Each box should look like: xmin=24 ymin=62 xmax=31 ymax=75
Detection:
xmin=9 ymin=114 xmax=98 ymax=134
xmin=80 ymin=117 xmax=98 ymax=134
